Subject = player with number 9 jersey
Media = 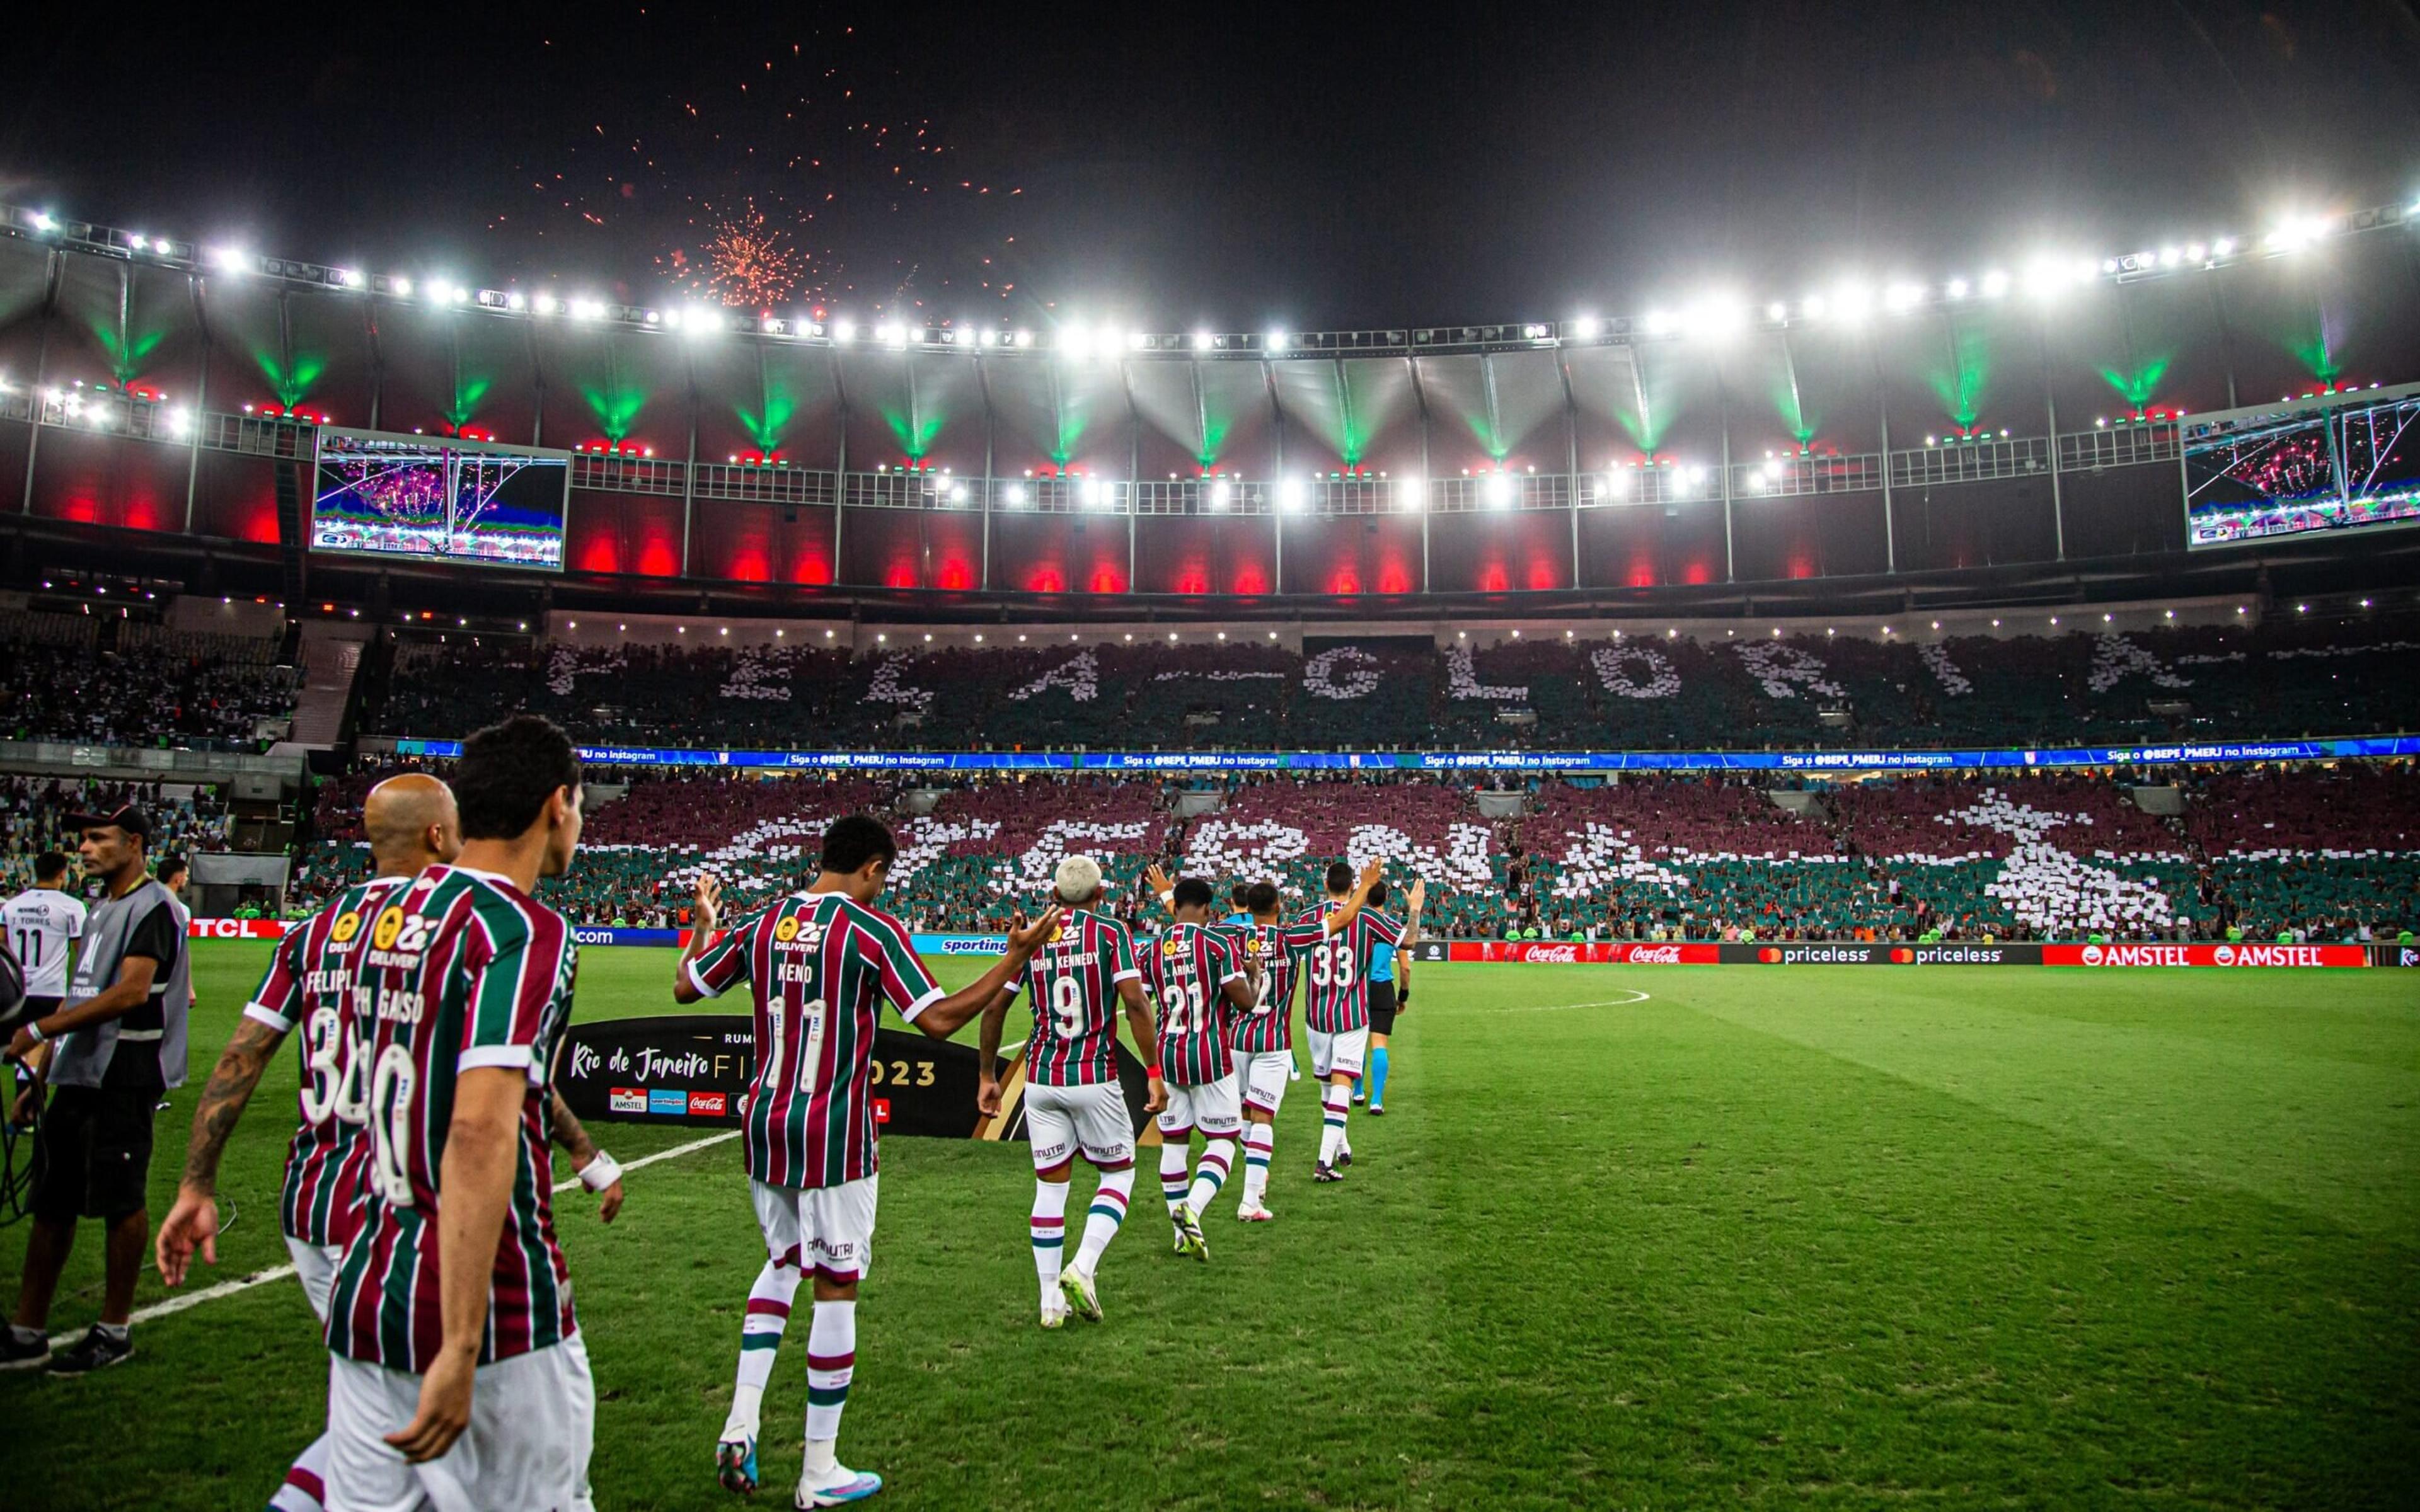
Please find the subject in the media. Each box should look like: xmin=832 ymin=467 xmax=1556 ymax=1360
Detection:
xmin=325 ymin=864 xmax=581 ymax=1375
xmin=684 ymin=890 xmax=944 ymax=1190
xmin=1014 ymin=910 xmax=1141 ymax=1088
xmin=242 ymin=875 xmax=412 ymax=1252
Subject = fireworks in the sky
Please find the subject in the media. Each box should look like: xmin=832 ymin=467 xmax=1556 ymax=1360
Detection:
xmin=505 ymin=22 xmax=1022 ymax=316
xmin=663 ymin=202 xmax=805 ymax=307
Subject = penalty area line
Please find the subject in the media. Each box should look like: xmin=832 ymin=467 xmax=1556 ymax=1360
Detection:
xmin=52 ymin=1128 xmax=740 ymax=1349
xmin=1502 ymin=990 xmax=1653 ymax=1012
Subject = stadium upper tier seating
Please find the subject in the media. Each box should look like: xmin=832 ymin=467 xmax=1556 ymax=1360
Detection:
xmin=0 ymin=612 xmax=296 ymax=751
xmin=0 ymin=774 xmax=232 ymax=893
xmin=291 ymin=762 xmax=2416 ymax=944
xmin=359 ymin=612 xmax=2420 ymax=752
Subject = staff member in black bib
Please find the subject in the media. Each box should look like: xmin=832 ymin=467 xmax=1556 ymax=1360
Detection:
xmin=1 ymin=806 xmax=188 ymax=1375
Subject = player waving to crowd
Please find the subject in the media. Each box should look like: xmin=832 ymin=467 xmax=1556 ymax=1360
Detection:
xmin=976 ymin=856 xmax=1165 ymax=1331
xmin=1298 ymin=862 xmax=1423 ymax=1183
xmin=677 ymin=814 xmax=1055 ymax=1507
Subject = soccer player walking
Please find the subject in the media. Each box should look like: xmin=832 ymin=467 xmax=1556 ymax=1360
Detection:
xmin=976 ymin=856 xmax=1165 ymax=1329
xmin=319 ymin=716 xmax=596 ymax=1511
xmin=679 ymin=815 xmax=1056 ymax=1507
xmin=1298 ymin=862 xmax=1422 ymax=1183
xmin=1 ymin=851 xmax=86 ymax=1033
xmin=1139 ymin=877 xmax=1259 ymax=1261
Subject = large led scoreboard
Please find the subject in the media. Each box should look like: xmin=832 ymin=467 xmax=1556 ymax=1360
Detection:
xmin=311 ymin=428 xmax=570 ymax=571
xmin=2182 ymin=381 xmax=2420 ymax=548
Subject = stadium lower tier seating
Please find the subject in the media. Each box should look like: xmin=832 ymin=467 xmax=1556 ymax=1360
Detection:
xmin=289 ymin=764 xmax=2419 ymax=942
xmin=0 ymin=612 xmax=296 ymax=751
xmin=0 ymin=774 xmax=232 ymax=893
xmin=354 ymin=611 xmax=2420 ymax=753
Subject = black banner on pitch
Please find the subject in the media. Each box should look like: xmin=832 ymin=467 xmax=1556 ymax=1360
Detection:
xmin=982 ymin=1041 xmax=1160 ymax=1145
xmin=558 ymin=1014 xmax=985 ymax=1139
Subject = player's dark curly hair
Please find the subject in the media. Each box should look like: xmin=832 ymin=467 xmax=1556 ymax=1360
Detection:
xmin=1172 ymin=876 xmax=1216 ymax=910
xmin=1325 ymin=860 xmax=1354 ymax=894
xmin=455 ymin=714 xmax=582 ymax=840
xmin=1245 ymin=881 xmax=1279 ymax=914
xmin=1368 ymin=880 xmax=1388 ymax=907
xmin=820 ymin=814 xmax=898 ymax=875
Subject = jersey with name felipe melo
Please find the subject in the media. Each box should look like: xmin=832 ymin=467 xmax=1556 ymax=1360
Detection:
xmin=242 ymin=876 xmax=410 ymax=1247
xmin=1014 ymin=909 xmax=1139 ymax=1087
xmin=1231 ymin=917 xmax=1326 ymax=1054
xmin=324 ymin=866 xmax=580 ymax=1374
xmin=1141 ymin=923 xmax=1244 ymax=1086
xmin=1294 ymin=903 xmax=1402 ymax=1035
xmin=686 ymin=890 xmax=944 ymax=1189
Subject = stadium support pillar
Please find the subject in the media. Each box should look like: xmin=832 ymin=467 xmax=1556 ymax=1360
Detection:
xmin=1559 ymin=350 xmax=1582 ymax=588
xmin=679 ymin=350 xmax=700 ymax=577
xmin=975 ymin=355 xmax=995 ymax=591
xmin=1407 ymin=354 xmax=1432 ymax=592
xmin=2036 ymin=323 xmax=2066 ymax=562
xmin=1264 ymin=360 xmax=1284 ymax=594
xmin=18 ymin=250 xmax=58 ymax=515
xmin=1121 ymin=358 xmax=1139 ymax=594
xmin=829 ymin=348 xmax=851 ymax=588
xmin=1715 ymin=364 xmax=1736 ymax=583
xmin=2207 ymin=273 xmax=2240 ymax=411
xmin=1873 ymin=338 xmax=1895 ymax=574
xmin=183 ymin=271 xmax=210 ymax=534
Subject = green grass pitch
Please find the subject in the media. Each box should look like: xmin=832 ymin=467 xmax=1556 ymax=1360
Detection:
xmin=3 ymin=944 xmax=2415 ymax=1509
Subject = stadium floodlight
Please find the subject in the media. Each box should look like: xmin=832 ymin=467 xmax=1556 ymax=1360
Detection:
xmin=1209 ymin=480 xmax=1233 ymax=510
xmin=1686 ymin=296 xmax=1748 ymax=341
xmin=1127 ymin=330 xmax=1149 ymax=351
xmin=1277 ymin=477 xmax=1307 ymax=512
xmin=1003 ymin=483 xmax=1028 ymax=507
xmin=1265 ymin=329 xmax=1289 ymax=352
xmin=2158 ymin=246 xmax=2181 ymax=267
xmin=1978 ymin=268 xmax=2010 ymax=299
xmin=833 ymin=319 xmax=856 ymax=343
xmin=2185 ymin=242 xmax=2208 ymax=262
xmin=1641 ymin=308 xmax=1676 ymax=337
xmin=880 ymin=323 xmax=908 ymax=348
xmin=1765 ymin=301 xmax=1787 ymax=323
xmin=505 ymin=292 xmax=527 ymax=312
xmin=1484 ymin=473 xmax=1513 ymax=508
xmin=684 ymin=307 xmax=721 ymax=337
xmin=979 ymin=328 xmax=999 ymax=347
xmin=1059 ymin=322 xmax=1093 ymax=358
xmin=30 ymin=211 xmax=57 ymax=232
xmin=210 ymin=246 xmax=250 ymax=273
xmin=1013 ymin=329 xmax=1034 ymax=346
xmin=389 ymin=278 xmax=415 ymax=298
xmin=1800 ymin=294 xmax=1828 ymax=321
xmin=948 ymin=483 xmax=968 ymax=503
xmin=2213 ymin=236 xmax=2235 ymax=256
xmin=1397 ymin=474 xmax=1424 ymax=512
xmin=535 ymin=294 xmax=561 ymax=316
xmin=1081 ymin=479 xmax=1107 ymax=508
xmin=1572 ymin=315 xmax=1601 ymax=340
xmin=1884 ymin=282 xmax=1925 ymax=314
xmin=1944 ymin=277 xmax=1969 ymax=300
xmin=164 ymin=407 xmax=191 ymax=437
xmin=1831 ymin=282 xmax=1874 ymax=324
xmin=335 ymin=268 xmax=365 ymax=289
xmin=2021 ymin=256 xmax=2067 ymax=302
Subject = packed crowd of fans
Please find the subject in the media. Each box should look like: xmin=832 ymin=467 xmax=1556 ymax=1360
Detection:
xmin=0 ymin=774 xmax=231 ymax=893
xmin=0 ymin=612 xmax=296 ymax=751
xmin=358 ymin=611 xmax=2420 ymax=755
xmin=284 ymin=759 xmax=2416 ymax=944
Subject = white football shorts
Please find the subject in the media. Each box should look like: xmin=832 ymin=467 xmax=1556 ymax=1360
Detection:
xmin=1234 ymin=1050 xmax=1293 ymax=1118
xmin=1306 ymin=1026 xmax=1369 ymax=1080
xmin=287 ymin=1235 xmax=345 ymax=1324
xmin=1156 ymin=1072 xmax=1242 ymax=1140
xmin=325 ymin=1331 xmax=594 ymax=1512
xmin=751 ymin=1174 xmax=879 ymax=1285
xmin=1023 ymin=1080 xmax=1134 ymax=1172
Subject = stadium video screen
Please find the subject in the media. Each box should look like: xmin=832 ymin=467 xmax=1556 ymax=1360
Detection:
xmin=311 ymin=428 xmax=570 ymax=571
xmin=2182 ymin=382 xmax=2420 ymax=548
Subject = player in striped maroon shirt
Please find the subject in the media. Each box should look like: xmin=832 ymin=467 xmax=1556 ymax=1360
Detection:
xmin=1138 ymin=877 xmax=1260 ymax=1261
xmin=977 ymin=855 xmax=1165 ymax=1330
xmin=318 ymin=717 xmax=598 ymax=1512
xmin=156 ymin=770 xmax=624 ymax=1512
xmin=1148 ymin=861 xmax=1379 ymax=1219
xmin=677 ymin=814 xmax=1055 ymax=1506
xmin=1296 ymin=861 xmax=1423 ymax=1184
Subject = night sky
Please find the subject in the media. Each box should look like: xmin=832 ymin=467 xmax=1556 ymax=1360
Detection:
xmin=5 ymin=3 xmax=2417 ymax=331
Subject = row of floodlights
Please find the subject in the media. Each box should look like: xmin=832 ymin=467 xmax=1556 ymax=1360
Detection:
xmin=13 ymin=200 xmax=2414 ymax=353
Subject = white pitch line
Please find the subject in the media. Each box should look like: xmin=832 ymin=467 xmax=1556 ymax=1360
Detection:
xmin=50 ymin=1128 xmax=740 ymax=1350
xmin=1502 ymin=990 xmax=1653 ymax=1012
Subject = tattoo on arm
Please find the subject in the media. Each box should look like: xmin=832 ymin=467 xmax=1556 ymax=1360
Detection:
xmin=180 ymin=1016 xmax=284 ymax=1194
xmin=548 ymin=1091 xmax=597 ymax=1166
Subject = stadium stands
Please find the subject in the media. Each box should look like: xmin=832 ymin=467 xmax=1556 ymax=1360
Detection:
xmin=0 ymin=773 xmax=232 ymax=891
xmin=0 ymin=612 xmax=296 ymax=750
xmin=355 ymin=612 xmax=2420 ymax=753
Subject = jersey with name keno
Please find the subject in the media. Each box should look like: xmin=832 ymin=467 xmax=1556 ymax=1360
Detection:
xmin=1230 ymin=917 xmax=1326 ymax=1054
xmin=324 ymin=866 xmax=580 ymax=1374
xmin=1141 ymin=923 xmax=1245 ymax=1086
xmin=242 ymin=876 xmax=408 ymax=1247
xmin=686 ymin=891 xmax=943 ymax=1189
xmin=1294 ymin=903 xmax=1403 ymax=1035
xmin=1014 ymin=909 xmax=1138 ymax=1087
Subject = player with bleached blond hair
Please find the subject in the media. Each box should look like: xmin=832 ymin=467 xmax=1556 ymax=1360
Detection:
xmin=977 ymin=855 xmax=1165 ymax=1327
